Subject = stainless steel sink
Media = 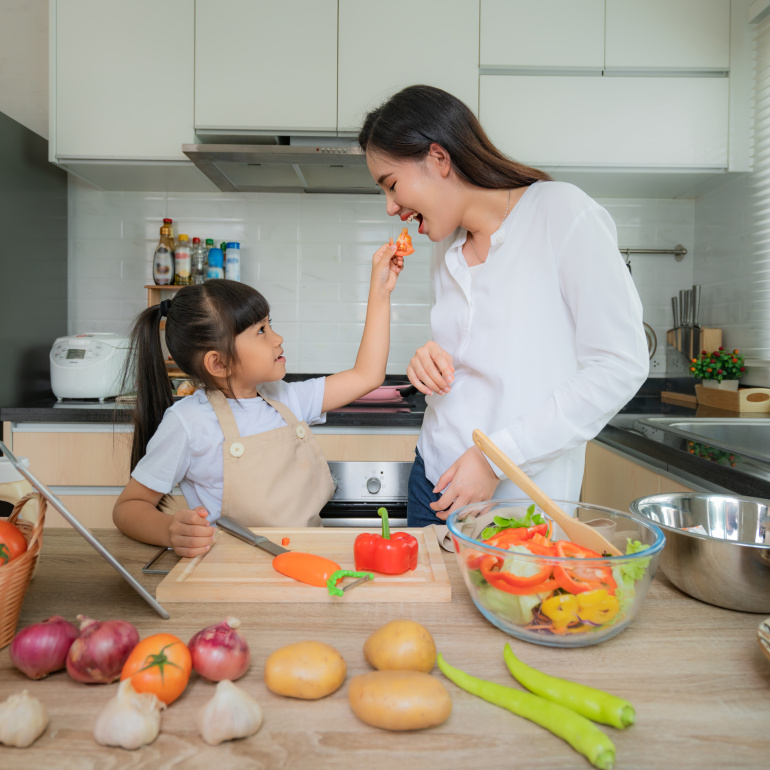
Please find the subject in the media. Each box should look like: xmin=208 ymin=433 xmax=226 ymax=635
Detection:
xmin=633 ymin=417 xmax=770 ymax=464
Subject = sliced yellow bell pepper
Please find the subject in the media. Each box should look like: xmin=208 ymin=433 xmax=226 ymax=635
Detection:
xmin=541 ymin=594 xmax=579 ymax=629
xmin=576 ymin=589 xmax=620 ymax=625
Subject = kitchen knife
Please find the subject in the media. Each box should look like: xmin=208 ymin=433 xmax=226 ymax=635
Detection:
xmin=672 ymin=296 xmax=679 ymax=328
xmin=692 ymin=284 xmax=701 ymax=328
xmin=216 ymin=515 xmax=289 ymax=555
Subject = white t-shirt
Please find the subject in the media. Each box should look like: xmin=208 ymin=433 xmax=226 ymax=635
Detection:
xmin=419 ymin=181 xmax=649 ymax=502
xmin=132 ymin=378 xmax=326 ymax=521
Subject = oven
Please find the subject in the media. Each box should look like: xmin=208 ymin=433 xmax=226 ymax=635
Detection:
xmin=320 ymin=461 xmax=411 ymax=527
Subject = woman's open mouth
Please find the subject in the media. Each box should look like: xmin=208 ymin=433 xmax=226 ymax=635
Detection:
xmin=401 ymin=211 xmax=424 ymax=233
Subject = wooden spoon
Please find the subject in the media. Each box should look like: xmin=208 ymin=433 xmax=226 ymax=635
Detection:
xmin=472 ymin=429 xmax=623 ymax=556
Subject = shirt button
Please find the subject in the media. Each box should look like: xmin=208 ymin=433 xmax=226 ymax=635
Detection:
xmin=229 ymin=442 xmax=245 ymax=458
xmin=295 ymin=425 xmax=307 ymax=439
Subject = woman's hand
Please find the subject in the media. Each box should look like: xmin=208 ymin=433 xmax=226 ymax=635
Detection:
xmin=168 ymin=506 xmax=215 ymax=557
xmin=407 ymin=341 xmax=455 ymax=395
xmin=371 ymin=241 xmax=403 ymax=298
xmin=430 ymin=446 xmax=500 ymax=520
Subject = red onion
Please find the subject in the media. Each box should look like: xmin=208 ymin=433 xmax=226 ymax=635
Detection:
xmin=9 ymin=616 xmax=80 ymax=679
xmin=66 ymin=614 xmax=139 ymax=684
xmin=188 ymin=617 xmax=250 ymax=682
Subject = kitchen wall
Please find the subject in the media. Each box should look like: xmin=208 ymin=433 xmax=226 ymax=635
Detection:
xmin=68 ymin=177 xmax=694 ymax=375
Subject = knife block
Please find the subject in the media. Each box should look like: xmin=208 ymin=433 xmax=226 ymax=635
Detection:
xmin=666 ymin=327 xmax=722 ymax=361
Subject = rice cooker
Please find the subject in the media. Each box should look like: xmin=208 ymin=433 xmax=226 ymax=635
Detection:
xmin=50 ymin=333 xmax=131 ymax=400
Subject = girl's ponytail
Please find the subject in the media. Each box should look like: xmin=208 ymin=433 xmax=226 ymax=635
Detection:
xmin=123 ymin=304 xmax=173 ymax=472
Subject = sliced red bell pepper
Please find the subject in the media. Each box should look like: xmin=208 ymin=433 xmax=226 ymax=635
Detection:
xmin=484 ymin=523 xmax=550 ymax=548
xmin=479 ymin=555 xmax=557 ymax=595
xmin=552 ymin=540 xmax=617 ymax=595
xmin=354 ymin=507 xmax=418 ymax=575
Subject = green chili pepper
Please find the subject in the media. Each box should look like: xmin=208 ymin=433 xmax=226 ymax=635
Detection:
xmin=503 ymin=644 xmax=635 ymax=729
xmin=437 ymin=654 xmax=616 ymax=770
xmin=326 ymin=569 xmax=374 ymax=597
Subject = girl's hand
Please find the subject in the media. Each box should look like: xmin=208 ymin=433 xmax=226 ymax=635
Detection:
xmin=430 ymin=447 xmax=500 ymax=520
xmin=407 ymin=341 xmax=455 ymax=395
xmin=168 ymin=506 xmax=215 ymax=557
xmin=371 ymin=241 xmax=403 ymax=298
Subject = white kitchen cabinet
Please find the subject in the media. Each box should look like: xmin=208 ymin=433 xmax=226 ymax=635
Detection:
xmin=52 ymin=0 xmax=195 ymax=160
xmin=480 ymin=75 xmax=729 ymax=169
xmin=194 ymin=0 xmax=338 ymax=133
xmin=480 ymin=0 xmax=605 ymax=72
xmin=337 ymin=0 xmax=480 ymax=133
xmin=605 ymin=0 xmax=731 ymax=72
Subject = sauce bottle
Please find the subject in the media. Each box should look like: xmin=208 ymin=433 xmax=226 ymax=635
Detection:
xmin=153 ymin=226 xmax=174 ymax=285
xmin=174 ymin=234 xmax=192 ymax=285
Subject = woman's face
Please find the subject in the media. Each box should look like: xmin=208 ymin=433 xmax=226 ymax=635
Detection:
xmin=366 ymin=147 xmax=460 ymax=242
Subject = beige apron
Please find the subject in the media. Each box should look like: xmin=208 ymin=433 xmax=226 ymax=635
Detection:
xmin=208 ymin=389 xmax=334 ymax=527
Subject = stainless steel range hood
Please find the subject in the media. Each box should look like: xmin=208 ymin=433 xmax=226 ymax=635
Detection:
xmin=182 ymin=138 xmax=379 ymax=194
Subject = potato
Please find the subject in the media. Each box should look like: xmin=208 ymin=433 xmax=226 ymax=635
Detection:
xmin=348 ymin=670 xmax=452 ymax=731
xmin=264 ymin=641 xmax=346 ymax=700
xmin=364 ymin=620 xmax=436 ymax=673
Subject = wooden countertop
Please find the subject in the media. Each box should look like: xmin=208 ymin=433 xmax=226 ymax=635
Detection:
xmin=1 ymin=530 xmax=768 ymax=769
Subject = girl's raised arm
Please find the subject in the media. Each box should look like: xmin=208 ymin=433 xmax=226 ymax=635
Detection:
xmin=321 ymin=242 xmax=402 ymax=412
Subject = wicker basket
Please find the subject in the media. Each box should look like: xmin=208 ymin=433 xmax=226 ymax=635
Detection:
xmin=0 ymin=493 xmax=46 ymax=649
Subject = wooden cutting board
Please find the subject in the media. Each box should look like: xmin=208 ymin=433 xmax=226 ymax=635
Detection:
xmin=156 ymin=527 xmax=452 ymax=603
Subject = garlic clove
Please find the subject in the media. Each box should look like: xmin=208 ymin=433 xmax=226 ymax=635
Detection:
xmin=197 ymin=679 xmax=263 ymax=746
xmin=0 ymin=690 xmax=49 ymax=748
xmin=93 ymin=678 xmax=165 ymax=750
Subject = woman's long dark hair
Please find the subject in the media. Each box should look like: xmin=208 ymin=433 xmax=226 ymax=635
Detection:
xmin=359 ymin=84 xmax=551 ymax=189
xmin=123 ymin=279 xmax=270 ymax=474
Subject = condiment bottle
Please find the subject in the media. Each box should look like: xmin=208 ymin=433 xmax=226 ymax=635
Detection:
xmin=163 ymin=218 xmax=176 ymax=250
xmin=174 ymin=234 xmax=192 ymax=285
xmin=153 ymin=226 xmax=174 ymax=285
xmin=191 ymin=237 xmax=206 ymax=285
xmin=225 ymin=242 xmax=241 ymax=281
xmin=206 ymin=247 xmax=224 ymax=279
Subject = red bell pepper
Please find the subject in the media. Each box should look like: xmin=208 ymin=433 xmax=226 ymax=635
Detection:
xmin=479 ymin=555 xmax=558 ymax=595
xmin=354 ymin=507 xmax=418 ymax=575
xmin=552 ymin=541 xmax=617 ymax=595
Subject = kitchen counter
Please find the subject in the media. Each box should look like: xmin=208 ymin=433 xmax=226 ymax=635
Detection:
xmin=0 ymin=529 xmax=768 ymax=769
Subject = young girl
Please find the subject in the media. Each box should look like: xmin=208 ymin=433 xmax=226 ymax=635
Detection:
xmin=113 ymin=242 xmax=402 ymax=556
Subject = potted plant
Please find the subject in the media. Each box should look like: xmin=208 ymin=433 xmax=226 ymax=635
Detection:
xmin=690 ymin=347 xmax=746 ymax=390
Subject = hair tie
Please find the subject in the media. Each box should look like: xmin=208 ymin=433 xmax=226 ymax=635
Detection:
xmin=159 ymin=298 xmax=172 ymax=318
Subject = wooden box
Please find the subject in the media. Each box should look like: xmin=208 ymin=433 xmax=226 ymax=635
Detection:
xmin=694 ymin=384 xmax=770 ymax=413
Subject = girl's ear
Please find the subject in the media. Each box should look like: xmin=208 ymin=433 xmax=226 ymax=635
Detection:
xmin=203 ymin=350 xmax=228 ymax=378
xmin=428 ymin=142 xmax=452 ymax=177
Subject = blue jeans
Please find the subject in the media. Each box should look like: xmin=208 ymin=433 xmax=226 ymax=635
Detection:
xmin=407 ymin=447 xmax=445 ymax=527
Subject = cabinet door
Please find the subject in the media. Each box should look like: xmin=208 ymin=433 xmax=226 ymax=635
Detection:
xmin=480 ymin=0 xmax=604 ymax=71
xmin=337 ymin=0 xmax=479 ymax=133
xmin=195 ymin=0 xmax=337 ymax=132
xmin=605 ymin=0 xmax=730 ymax=71
xmin=480 ymin=75 xmax=728 ymax=168
xmin=55 ymin=0 xmax=195 ymax=159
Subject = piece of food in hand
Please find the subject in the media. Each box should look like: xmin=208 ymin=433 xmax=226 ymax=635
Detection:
xmin=354 ymin=507 xmax=418 ymax=575
xmin=176 ymin=380 xmax=195 ymax=396
xmin=264 ymin=641 xmax=346 ymax=700
xmin=393 ymin=227 xmax=415 ymax=257
xmin=348 ymin=670 xmax=452 ymax=731
xmin=364 ymin=620 xmax=436 ymax=673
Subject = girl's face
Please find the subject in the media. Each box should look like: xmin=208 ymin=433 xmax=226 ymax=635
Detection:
xmin=366 ymin=147 xmax=460 ymax=242
xmin=231 ymin=316 xmax=285 ymax=390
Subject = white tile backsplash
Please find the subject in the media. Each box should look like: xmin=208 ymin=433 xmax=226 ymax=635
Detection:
xmin=68 ymin=177 xmax=698 ymax=375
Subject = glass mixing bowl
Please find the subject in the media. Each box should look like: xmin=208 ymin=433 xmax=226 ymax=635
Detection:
xmin=447 ymin=499 xmax=666 ymax=648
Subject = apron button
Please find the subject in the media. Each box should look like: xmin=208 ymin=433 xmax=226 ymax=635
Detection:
xmin=229 ymin=442 xmax=245 ymax=458
xmin=295 ymin=425 xmax=307 ymax=439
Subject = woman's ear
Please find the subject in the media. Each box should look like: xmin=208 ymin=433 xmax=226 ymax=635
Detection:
xmin=428 ymin=142 xmax=452 ymax=177
xmin=203 ymin=350 xmax=228 ymax=378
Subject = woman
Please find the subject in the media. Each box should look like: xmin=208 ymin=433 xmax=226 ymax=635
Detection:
xmin=358 ymin=85 xmax=649 ymax=527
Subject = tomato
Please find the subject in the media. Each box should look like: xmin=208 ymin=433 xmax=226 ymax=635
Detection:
xmin=394 ymin=227 xmax=415 ymax=257
xmin=0 ymin=520 xmax=28 ymax=566
xmin=121 ymin=633 xmax=192 ymax=705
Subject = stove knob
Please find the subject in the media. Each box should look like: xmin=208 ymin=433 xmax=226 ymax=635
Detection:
xmin=366 ymin=476 xmax=381 ymax=494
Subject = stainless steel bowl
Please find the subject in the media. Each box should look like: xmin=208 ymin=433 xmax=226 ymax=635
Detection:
xmin=630 ymin=493 xmax=770 ymax=613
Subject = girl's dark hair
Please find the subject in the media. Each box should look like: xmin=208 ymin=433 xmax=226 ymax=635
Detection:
xmin=358 ymin=84 xmax=552 ymax=189
xmin=123 ymin=279 xmax=270 ymax=474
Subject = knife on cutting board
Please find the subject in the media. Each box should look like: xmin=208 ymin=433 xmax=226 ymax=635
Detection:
xmin=215 ymin=515 xmax=289 ymax=555
xmin=215 ymin=516 xmax=372 ymax=593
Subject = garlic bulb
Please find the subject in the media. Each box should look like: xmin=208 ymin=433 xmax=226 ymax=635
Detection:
xmin=93 ymin=678 xmax=165 ymax=750
xmin=0 ymin=690 xmax=49 ymax=748
xmin=197 ymin=679 xmax=263 ymax=745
